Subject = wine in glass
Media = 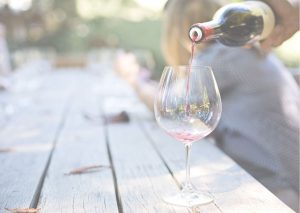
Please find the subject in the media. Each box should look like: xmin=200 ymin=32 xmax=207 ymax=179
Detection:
xmin=154 ymin=65 xmax=222 ymax=207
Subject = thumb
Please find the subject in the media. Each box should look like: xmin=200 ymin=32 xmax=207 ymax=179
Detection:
xmin=260 ymin=26 xmax=283 ymax=50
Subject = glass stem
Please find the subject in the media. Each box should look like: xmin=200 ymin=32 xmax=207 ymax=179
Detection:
xmin=184 ymin=143 xmax=193 ymax=191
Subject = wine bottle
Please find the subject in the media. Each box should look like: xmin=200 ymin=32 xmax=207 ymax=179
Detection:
xmin=189 ymin=1 xmax=275 ymax=46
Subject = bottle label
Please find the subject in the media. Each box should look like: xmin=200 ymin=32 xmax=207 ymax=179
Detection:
xmin=245 ymin=1 xmax=275 ymax=40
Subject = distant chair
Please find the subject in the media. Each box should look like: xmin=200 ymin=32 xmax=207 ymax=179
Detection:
xmin=0 ymin=23 xmax=11 ymax=75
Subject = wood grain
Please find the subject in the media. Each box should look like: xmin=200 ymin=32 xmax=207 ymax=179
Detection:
xmin=0 ymin=72 xmax=75 ymax=211
xmin=38 ymin=96 xmax=118 ymax=213
xmin=1 ymin=69 xmax=295 ymax=213
xmin=141 ymin=121 xmax=295 ymax=213
xmin=107 ymin=121 xmax=191 ymax=213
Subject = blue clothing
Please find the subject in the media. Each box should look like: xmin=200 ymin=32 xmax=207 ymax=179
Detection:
xmin=195 ymin=43 xmax=299 ymax=210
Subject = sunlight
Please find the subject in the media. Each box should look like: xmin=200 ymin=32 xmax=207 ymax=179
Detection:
xmin=7 ymin=0 xmax=32 ymax=11
xmin=76 ymin=0 xmax=121 ymax=19
xmin=134 ymin=0 xmax=167 ymax=11
xmin=275 ymin=31 xmax=300 ymax=67
xmin=1 ymin=144 xmax=53 ymax=153
xmin=76 ymin=0 xmax=166 ymax=20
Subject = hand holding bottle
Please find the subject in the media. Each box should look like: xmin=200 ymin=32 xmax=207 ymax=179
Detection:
xmin=189 ymin=0 xmax=299 ymax=50
xmin=260 ymin=0 xmax=299 ymax=51
xmin=189 ymin=1 xmax=275 ymax=47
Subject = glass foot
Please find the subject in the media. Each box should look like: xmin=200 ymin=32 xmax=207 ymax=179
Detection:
xmin=163 ymin=189 xmax=213 ymax=207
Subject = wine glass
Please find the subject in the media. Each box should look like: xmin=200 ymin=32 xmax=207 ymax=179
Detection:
xmin=154 ymin=65 xmax=222 ymax=207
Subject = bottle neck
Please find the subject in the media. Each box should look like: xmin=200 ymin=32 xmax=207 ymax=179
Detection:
xmin=189 ymin=20 xmax=222 ymax=43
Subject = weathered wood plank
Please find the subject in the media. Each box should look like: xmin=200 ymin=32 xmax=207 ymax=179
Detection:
xmin=107 ymin=121 xmax=191 ymax=213
xmin=103 ymin=70 xmax=217 ymax=212
xmin=0 ymin=72 xmax=76 ymax=211
xmin=0 ymin=71 xmax=93 ymax=211
xmin=38 ymin=94 xmax=119 ymax=213
xmin=100 ymin=71 xmax=188 ymax=212
xmin=141 ymin=121 xmax=295 ymax=213
xmin=1 ymin=67 xmax=295 ymax=213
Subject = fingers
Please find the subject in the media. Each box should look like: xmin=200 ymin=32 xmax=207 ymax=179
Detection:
xmin=259 ymin=0 xmax=299 ymax=51
xmin=243 ymin=44 xmax=252 ymax=49
xmin=261 ymin=21 xmax=298 ymax=51
xmin=269 ymin=25 xmax=285 ymax=47
xmin=262 ymin=29 xmax=276 ymax=48
xmin=260 ymin=24 xmax=294 ymax=50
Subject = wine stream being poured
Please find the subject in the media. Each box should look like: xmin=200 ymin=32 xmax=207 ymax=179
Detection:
xmin=185 ymin=33 xmax=198 ymax=114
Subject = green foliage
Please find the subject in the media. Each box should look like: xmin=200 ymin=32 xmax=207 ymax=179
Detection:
xmin=89 ymin=17 xmax=165 ymax=75
xmin=31 ymin=16 xmax=165 ymax=77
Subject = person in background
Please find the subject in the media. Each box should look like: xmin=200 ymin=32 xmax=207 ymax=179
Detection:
xmin=115 ymin=0 xmax=299 ymax=210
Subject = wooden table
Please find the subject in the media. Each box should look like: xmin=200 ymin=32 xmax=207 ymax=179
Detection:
xmin=0 ymin=68 xmax=295 ymax=213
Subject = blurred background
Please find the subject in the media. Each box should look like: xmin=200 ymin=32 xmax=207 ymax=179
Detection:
xmin=0 ymin=1 xmax=299 ymax=210
xmin=0 ymin=0 xmax=299 ymax=79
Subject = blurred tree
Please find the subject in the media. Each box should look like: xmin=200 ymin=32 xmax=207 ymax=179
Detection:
xmin=52 ymin=0 xmax=78 ymax=18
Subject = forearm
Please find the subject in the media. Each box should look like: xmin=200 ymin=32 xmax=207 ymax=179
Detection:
xmin=263 ymin=0 xmax=299 ymax=6
xmin=261 ymin=0 xmax=299 ymax=13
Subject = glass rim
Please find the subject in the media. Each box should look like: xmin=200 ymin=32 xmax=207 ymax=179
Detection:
xmin=164 ymin=65 xmax=212 ymax=70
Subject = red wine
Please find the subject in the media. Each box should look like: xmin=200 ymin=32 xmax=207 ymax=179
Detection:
xmin=167 ymin=128 xmax=211 ymax=143
xmin=185 ymin=35 xmax=197 ymax=113
xmin=189 ymin=1 xmax=275 ymax=46
xmin=168 ymin=131 xmax=201 ymax=143
xmin=186 ymin=41 xmax=196 ymax=96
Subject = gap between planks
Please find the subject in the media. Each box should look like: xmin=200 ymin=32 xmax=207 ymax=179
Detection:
xmin=29 ymin=103 xmax=71 ymax=209
xmin=104 ymin=123 xmax=124 ymax=213
xmin=138 ymin=119 xmax=223 ymax=213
